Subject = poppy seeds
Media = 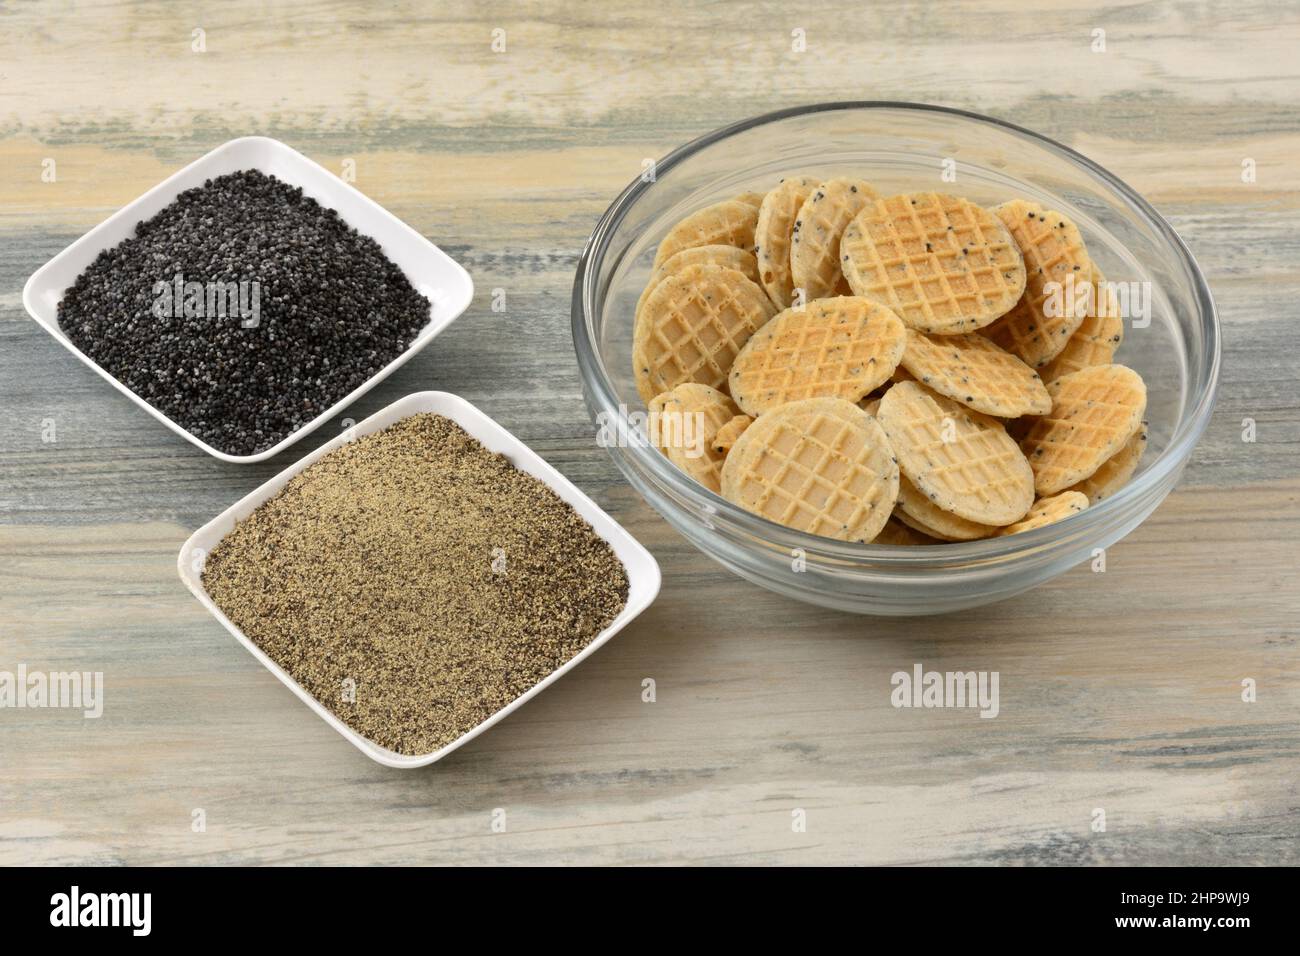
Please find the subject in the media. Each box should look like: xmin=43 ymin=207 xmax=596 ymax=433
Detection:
xmin=201 ymin=413 xmax=630 ymax=755
xmin=57 ymin=170 xmax=431 ymax=456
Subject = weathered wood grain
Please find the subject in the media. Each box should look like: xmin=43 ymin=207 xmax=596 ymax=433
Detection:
xmin=1 ymin=0 xmax=1298 ymax=866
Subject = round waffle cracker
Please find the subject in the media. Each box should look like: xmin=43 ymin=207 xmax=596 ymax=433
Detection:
xmin=899 ymin=327 xmax=1051 ymax=418
xmin=873 ymin=516 xmax=941 ymax=546
xmin=653 ymin=199 xmax=758 ymax=268
xmin=994 ymin=491 xmax=1089 ymax=536
xmin=877 ymin=380 xmax=1034 ymax=526
xmin=1038 ymin=266 xmax=1124 ymax=383
xmin=733 ymin=190 xmax=766 ymax=209
xmin=721 ymin=397 xmax=899 ymax=542
xmin=1065 ymin=421 xmax=1147 ymax=504
xmin=711 ymin=413 xmax=753 ymax=455
xmin=647 ymin=383 xmax=739 ymax=494
xmin=635 ymin=245 xmax=762 ymax=329
xmin=841 ymin=192 xmax=1026 ymax=334
xmin=895 ymin=474 xmax=998 ymax=541
xmin=1020 ymin=364 xmax=1147 ymax=496
xmin=649 ymin=244 xmax=762 ymax=290
xmin=755 ymin=174 xmax=818 ymax=309
xmin=633 ymin=263 xmax=777 ymax=404
xmin=728 ymin=296 xmax=906 ymax=416
xmin=789 ymin=178 xmax=880 ymax=302
xmin=893 ymin=507 xmax=962 ymax=542
xmin=983 ymin=199 xmax=1096 ymax=367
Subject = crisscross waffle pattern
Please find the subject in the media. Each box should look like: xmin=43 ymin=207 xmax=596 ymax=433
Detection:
xmin=728 ymin=296 xmax=905 ymax=415
xmin=900 ymin=327 xmax=1051 ymax=417
xmin=1038 ymin=266 xmax=1124 ymax=382
xmin=877 ymin=381 xmax=1034 ymax=525
xmin=647 ymin=383 xmax=739 ymax=493
xmin=652 ymin=244 xmax=761 ymax=290
xmin=756 ymin=175 xmax=817 ymax=308
xmin=1020 ymin=364 xmax=1147 ymax=495
xmin=1065 ymin=422 xmax=1147 ymax=503
xmin=633 ymin=263 xmax=776 ymax=404
xmin=895 ymin=474 xmax=998 ymax=540
xmin=721 ymin=398 xmax=898 ymax=542
xmin=652 ymin=200 xmax=759 ymax=268
xmin=635 ymin=244 xmax=761 ymax=328
xmin=984 ymin=199 xmax=1095 ymax=367
xmin=789 ymin=178 xmax=879 ymax=302
xmin=994 ymin=491 xmax=1089 ymax=536
xmin=841 ymin=192 xmax=1026 ymax=334
xmin=711 ymin=414 xmax=753 ymax=455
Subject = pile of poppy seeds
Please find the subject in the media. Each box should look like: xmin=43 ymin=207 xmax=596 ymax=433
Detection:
xmin=57 ymin=170 xmax=430 ymax=456
xmin=201 ymin=414 xmax=630 ymax=755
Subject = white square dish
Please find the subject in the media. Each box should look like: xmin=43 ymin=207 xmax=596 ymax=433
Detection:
xmin=22 ymin=136 xmax=474 ymax=463
xmin=177 ymin=391 xmax=661 ymax=769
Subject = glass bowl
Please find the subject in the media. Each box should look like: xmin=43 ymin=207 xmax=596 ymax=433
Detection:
xmin=571 ymin=103 xmax=1219 ymax=615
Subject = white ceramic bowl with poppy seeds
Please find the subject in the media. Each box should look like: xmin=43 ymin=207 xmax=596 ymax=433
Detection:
xmin=23 ymin=136 xmax=474 ymax=463
xmin=178 ymin=391 xmax=661 ymax=769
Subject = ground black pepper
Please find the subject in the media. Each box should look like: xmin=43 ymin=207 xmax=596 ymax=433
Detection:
xmin=58 ymin=170 xmax=430 ymax=455
xmin=201 ymin=413 xmax=630 ymax=755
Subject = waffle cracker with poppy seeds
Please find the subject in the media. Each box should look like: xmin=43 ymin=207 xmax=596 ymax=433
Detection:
xmin=1065 ymin=421 xmax=1147 ymax=503
xmin=789 ymin=178 xmax=879 ymax=302
xmin=877 ymin=380 xmax=1034 ymax=526
xmin=983 ymin=199 xmax=1095 ymax=367
xmin=841 ymin=192 xmax=1026 ymax=334
xmin=728 ymin=296 xmax=906 ymax=416
xmin=1020 ymin=364 xmax=1147 ymax=495
xmin=712 ymin=414 xmax=753 ymax=455
xmin=633 ymin=263 xmax=776 ymax=404
xmin=994 ymin=491 xmax=1089 ymax=536
xmin=756 ymin=175 xmax=818 ymax=308
xmin=899 ymin=327 xmax=1051 ymax=418
xmin=652 ymin=200 xmax=758 ymax=268
xmin=721 ymin=397 xmax=899 ymax=542
xmin=1038 ymin=265 xmax=1124 ymax=383
xmin=647 ymin=383 xmax=739 ymax=494
xmin=895 ymin=473 xmax=998 ymax=541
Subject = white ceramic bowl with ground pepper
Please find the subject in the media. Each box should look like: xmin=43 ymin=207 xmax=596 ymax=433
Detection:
xmin=24 ymin=137 xmax=474 ymax=463
xmin=178 ymin=391 xmax=660 ymax=768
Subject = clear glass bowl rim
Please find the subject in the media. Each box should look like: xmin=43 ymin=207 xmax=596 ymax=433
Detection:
xmin=571 ymin=101 xmax=1221 ymax=566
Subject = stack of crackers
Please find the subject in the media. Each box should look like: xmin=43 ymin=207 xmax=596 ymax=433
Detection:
xmin=634 ymin=182 xmax=1148 ymax=544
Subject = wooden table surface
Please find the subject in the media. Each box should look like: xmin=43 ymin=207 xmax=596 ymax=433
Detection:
xmin=2 ymin=1 xmax=1297 ymax=866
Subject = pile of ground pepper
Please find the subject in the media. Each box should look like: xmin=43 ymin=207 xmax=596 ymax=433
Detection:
xmin=201 ymin=413 xmax=630 ymax=755
xmin=58 ymin=170 xmax=430 ymax=456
